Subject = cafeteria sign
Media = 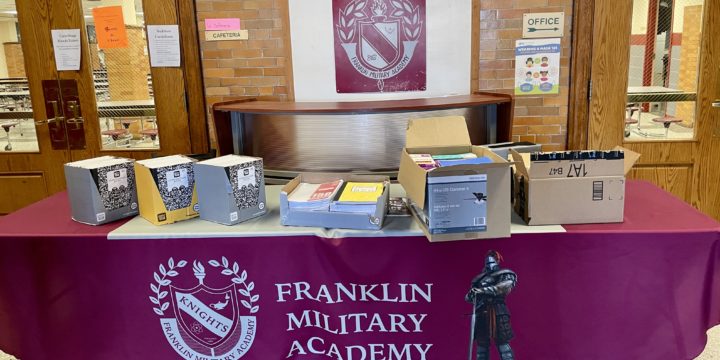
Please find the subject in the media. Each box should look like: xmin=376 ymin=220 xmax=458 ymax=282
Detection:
xmin=333 ymin=0 xmax=426 ymax=93
xmin=205 ymin=30 xmax=249 ymax=41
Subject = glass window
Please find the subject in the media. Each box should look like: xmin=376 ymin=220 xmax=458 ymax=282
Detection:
xmin=82 ymin=0 xmax=159 ymax=150
xmin=625 ymin=0 xmax=704 ymax=141
xmin=0 ymin=0 xmax=38 ymax=152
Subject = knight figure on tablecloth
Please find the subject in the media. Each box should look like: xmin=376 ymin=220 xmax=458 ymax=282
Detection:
xmin=465 ymin=250 xmax=518 ymax=360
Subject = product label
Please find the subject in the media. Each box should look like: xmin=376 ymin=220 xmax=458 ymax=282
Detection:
xmin=230 ymin=212 xmax=238 ymax=222
xmin=165 ymin=169 xmax=189 ymax=190
xmin=107 ymin=168 xmax=128 ymax=191
xmin=96 ymin=213 xmax=106 ymax=222
xmin=237 ymin=166 xmax=256 ymax=188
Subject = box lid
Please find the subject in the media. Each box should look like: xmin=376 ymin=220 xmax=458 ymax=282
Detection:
xmin=405 ymin=116 xmax=471 ymax=149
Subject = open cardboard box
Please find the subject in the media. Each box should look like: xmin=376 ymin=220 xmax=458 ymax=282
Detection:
xmin=511 ymin=146 xmax=640 ymax=225
xmin=398 ymin=116 xmax=513 ymax=242
xmin=280 ymin=173 xmax=390 ymax=230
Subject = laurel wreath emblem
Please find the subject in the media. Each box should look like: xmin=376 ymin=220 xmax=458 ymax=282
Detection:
xmin=336 ymin=0 xmax=423 ymax=44
xmin=209 ymin=256 xmax=260 ymax=314
xmin=149 ymin=257 xmax=259 ymax=316
xmin=149 ymin=257 xmax=186 ymax=316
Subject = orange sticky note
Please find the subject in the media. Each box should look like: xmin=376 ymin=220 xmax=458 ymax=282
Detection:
xmin=92 ymin=6 xmax=128 ymax=49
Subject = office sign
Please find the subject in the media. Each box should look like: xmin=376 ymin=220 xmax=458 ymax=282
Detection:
xmin=522 ymin=12 xmax=564 ymax=38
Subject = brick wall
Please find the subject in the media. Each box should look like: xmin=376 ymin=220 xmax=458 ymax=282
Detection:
xmin=674 ymin=5 xmax=702 ymax=127
xmin=3 ymin=43 xmax=26 ymax=78
xmin=477 ymin=0 xmax=573 ymax=151
xmin=196 ymin=0 xmax=291 ymax=108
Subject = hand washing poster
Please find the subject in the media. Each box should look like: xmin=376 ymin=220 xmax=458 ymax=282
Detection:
xmin=514 ymin=38 xmax=560 ymax=95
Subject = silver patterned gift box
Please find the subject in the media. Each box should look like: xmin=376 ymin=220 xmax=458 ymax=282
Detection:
xmin=195 ymin=155 xmax=267 ymax=225
xmin=64 ymin=156 xmax=139 ymax=225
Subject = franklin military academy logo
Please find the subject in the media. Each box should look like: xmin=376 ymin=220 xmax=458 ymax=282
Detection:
xmin=149 ymin=257 xmax=259 ymax=359
xmin=334 ymin=0 xmax=425 ymax=92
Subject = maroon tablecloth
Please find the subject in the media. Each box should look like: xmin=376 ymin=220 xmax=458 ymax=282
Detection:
xmin=0 ymin=180 xmax=718 ymax=360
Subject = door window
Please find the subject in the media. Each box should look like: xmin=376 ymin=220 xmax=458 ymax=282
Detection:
xmin=625 ymin=0 xmax=704 ymax=141
xmin=81 ymin=0 xmax=159 ymax=150
xmin=0 ymin=0 xmax=38 ymax=152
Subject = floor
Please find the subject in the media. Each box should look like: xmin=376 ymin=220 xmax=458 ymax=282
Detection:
xmin=2 ymin=326 xmax=720 ymax=359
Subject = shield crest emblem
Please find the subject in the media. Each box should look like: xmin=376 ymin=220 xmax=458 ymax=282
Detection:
xmin=170 ymin=284 xmax=238 ymax=348
xmin=358 ymin=19 xmax=401 ymax=71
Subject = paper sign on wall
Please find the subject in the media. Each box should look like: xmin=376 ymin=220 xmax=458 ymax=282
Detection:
xmin=92 ymin=6 xmax=128 ymax=49
xmin=51 ymin=29 xmax=81 ymax=71
xmin=205 ymin=30 xmax=249 ymax=41
xmin=514 ymin=38 xmax=561 ymax=95
xmin=205 ymin=18 xmax=241 ymax=31
xmin=147 ymin=25 xmax=181 ymax=67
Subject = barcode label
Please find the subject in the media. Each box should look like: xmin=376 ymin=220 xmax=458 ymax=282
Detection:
xmin=474 ymin=217 xmax=486 ymax=226
xmin=592 ymin=181 xmax=604 ymax=201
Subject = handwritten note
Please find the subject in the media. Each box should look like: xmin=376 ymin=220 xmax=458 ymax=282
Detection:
xmin=51 ymin=29 xmax=81 ymax=71
xmin=147 ymin=25 xmax=181 ymax=67
xmin=205 ymin=18 xmax=241 ymax=31
xmin=92 ymin=6 xmax=128 ymax=49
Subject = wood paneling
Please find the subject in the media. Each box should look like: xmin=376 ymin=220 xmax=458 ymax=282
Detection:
xmin=0 ymin=174 xmax=48 ymax=214
xmin=141 ymin=0 xmax=192 ymax=156
xmin=178 ymin=0 xmax=209 ymax=154
xmin=622 ymin=141 xmax=695 ymax=165
xmin=629 ymin=166 xmax=692 ymax=202
xmin=690 ymin=0 xmax=720 ymax=219
xmin=567 ymin=0 xmax=594 ymax=150
xmin=588 ymin=0 xmax=633 ymax=150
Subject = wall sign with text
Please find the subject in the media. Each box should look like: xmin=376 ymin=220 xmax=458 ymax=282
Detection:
xmin=333 ymin=0 xmax=426 ymax=93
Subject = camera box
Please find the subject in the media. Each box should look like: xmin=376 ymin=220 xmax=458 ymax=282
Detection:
xmin=511 ymin=147 xmax=640 ymax=225
xmin=280 ymin=173 xmax=390 ymax=230
xmin=135 ymin=155 xmax=199 ymax=225
xmin=195 ymin=155 xmax=267 ymax=225
xmin=398 ymin=116 xmax=513 ymax=242
xmin=64 ymin=156 xmax=139 ymax=225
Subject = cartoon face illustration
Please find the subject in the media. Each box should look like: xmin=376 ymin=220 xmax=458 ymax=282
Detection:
xmin=540 ymin=70 xmax=549 ymax=81
xmin=525 ymin=57 xmax=533 ymax=68
xmin=541 ymin=56 xmax=549 ymax=67
xmin=525 ymin=71 xmax=533 ymax=82
xmin=533 ymin=72 xmax=540 ymax=78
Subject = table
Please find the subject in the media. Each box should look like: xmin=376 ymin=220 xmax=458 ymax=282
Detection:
xmin=0 ymin=181 xmax=718 ymax=360
xmin=627 ymin=86 xmax=697 ymax=102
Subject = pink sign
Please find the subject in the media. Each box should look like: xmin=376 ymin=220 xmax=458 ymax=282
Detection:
xmin=205 ymin=18 xmax=241 ymax=31
xmin=333 ymin=0 xmax=426 ymax=93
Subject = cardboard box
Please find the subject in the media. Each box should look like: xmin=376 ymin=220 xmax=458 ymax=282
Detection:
xmin=135 ymin=155 xmax=199 ymax=225
xmin=64 ymin=156 xmax=139 ymax=225
xmin=195 ymin=155 xmax=267 ymax=225
xmin=280 ymin=173 xmax=390 ymax=230
xmin=511 ymin=147 xmax=640 ymax=225
xmin=398 ymin=116 xmax=513 ymax=242
xmin=482 ymin=141 xmax=541 ymax=160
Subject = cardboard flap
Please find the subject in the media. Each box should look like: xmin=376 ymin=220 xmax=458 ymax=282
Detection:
xmin=510 ymin=149 xmax=531 ymax=177
xmin=405 ymin=116 xmax=471 ymax=149
xmin=613 ymin=146 xmax=641 ymax=175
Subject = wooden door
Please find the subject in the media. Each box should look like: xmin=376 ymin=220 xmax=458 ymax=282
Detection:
xmin=0 ymin=0 xmax=71 ymax=214
xmin=0 ymin=0 xmax=207 ymax=215
xmin=588 ymin=0 xmax=720 ymax=219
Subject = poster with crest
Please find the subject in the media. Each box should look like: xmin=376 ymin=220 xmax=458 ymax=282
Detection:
xmin=333 ymin=0 xmax=426 ymax=93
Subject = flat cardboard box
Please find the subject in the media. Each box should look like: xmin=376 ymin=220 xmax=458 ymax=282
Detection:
xmin=135 ymin=155 xmax=199 ymax=225
xmin=398 ymin=116 xmax=513 ymax=242
xmin=280 ymin=173 xmax=390 ymax=230
xmin=195 ymin=155 xmax=267 ymax=225
xmin=511 ymin=147 xmax=640 ymax=225
xmin=64 ymin=156 xmax=139 ymax=225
